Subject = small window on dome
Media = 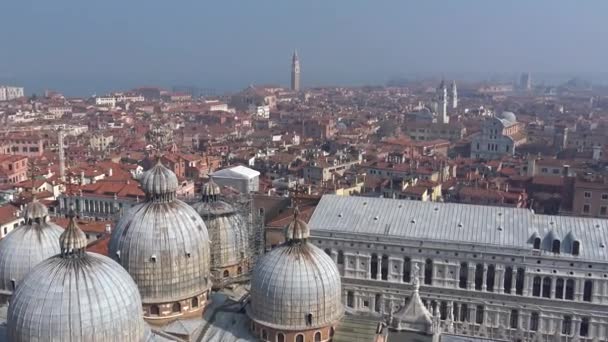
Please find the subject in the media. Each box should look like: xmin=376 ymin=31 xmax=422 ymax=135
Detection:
xmin=223 ymin=270 xmax=230 ymax=278
xmin=10 ymin=279 xmax=16 ymax=291
xmin=305 ymin=313 xmax=313 ymax=326
xmin=533 ymin=237 xmax=541 ymax=250
xmin=150 ymin=305 xmax=160 ymax=316
xmin=185 ymin=252 xmax=191 ymax=258
xmin=150 ymin=255 xmax=157 ymax=263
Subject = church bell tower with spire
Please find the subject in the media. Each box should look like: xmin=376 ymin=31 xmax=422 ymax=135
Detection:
xmin=291 ymin=50 xmax=300 ymax=92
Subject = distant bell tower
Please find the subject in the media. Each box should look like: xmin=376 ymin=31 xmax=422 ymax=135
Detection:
xmin=291 ymin=50 xmax=301 ymax=92
xmin=450 ymin=80 xmax=458 ymax=109
xmin=437 ymin=79 xmax=449 ymax=124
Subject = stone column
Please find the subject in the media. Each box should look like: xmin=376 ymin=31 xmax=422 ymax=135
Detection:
xmin=510 ymin=269 xmax=517 ymax=294
xmin=468 ymin=265 xmax=475 ymax=290
xmin=482 ymin=265 xmax=488 ymax=291
xmin=496 ymin=265 xmax=504 ymax=294
xmin=523 ymin=271 xmax=530 ymax=297
xmin=575 ymin=278 xmax=584 ymax=301
xmin=550 ymin=276 xmax=557 ymax=299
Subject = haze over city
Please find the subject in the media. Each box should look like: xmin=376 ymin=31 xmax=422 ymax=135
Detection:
xmin=2 ymin=2 xmax=608 ymax=342
xmin=1 ymin=0 xmax=608 ymax=95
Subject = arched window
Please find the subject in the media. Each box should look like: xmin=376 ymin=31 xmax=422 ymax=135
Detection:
xmin=580 ymin=317 xmax=589 ymax=337
xmin=583 ymin=280 xmax=593 ymax=302
xmin=474 ymin=264 xmax=484 ymax=290
xmin=510 ymin=309 xmax=519 ymax=329
xmin=572 ymin=241 xmax=580 ymax=256
xmin=296 ymin=334 xmax=304 ymax=342
xmin=192 ymin=297 xmax=199 ymax=308
xmin=542 ymin=277 xmax=552 ymax=298
xmin=403 ymin=257 xmax=411 ymax=282
xmin=460 ymin=304 xmax=468 ymax=322
xmin=374 ymin=294 xmax=382 ymax=312
xmin=337 ymin=250 xmax=344 ymax=265
xmin=552 ymin=239 xmax=561 ymax=254
xmin=475 ymin=305 xmax=484 ymax=324
xmin=459 ymin=262 xmax=468 ymax=289
xmin=223 ymin=270 xmax=230 ymax=278
xmin=314 ymin=331 xmax=322 ymax=342
xmin=565 ymin=279 xmax=575 ymax=300
xmin=261 ymin=329 xmax=267 ymax=340
xmin=10 ymin=279 xmax=15 ymax=291
xmin=424 ymin=259 xmax=433 ymax=285
xmin=150 ymin=305 xmax=160 ymax=316
xmin=555 ymin=278 xmax=564 ymax=299
xmin=562 ymin=316 xmax=572 ymax=335
xmin=532 ymin=276 xmax=541 ymax=297
xmin=237 ymin=266 xmax=242 ymax=275
xmin=347 ymin=291 xmax=354 ymax=307
xmin=371 ymin=254 xmax=378 ymax=279
xmin=530 ymin=312 xmax=539 ymax=331
xmin=380 ymin=255 xmax=389 ymax=280
xmin=503 ymin=266 xmax=513 ymax=293
xmin=515 ymin=268 xmax=525 ymax=295
xmin=440 ymin=301 xmax=448 ymax=320
xmin=277 ymin=333 xmax=285 ymax=342
xmin=305 ymin=313 xmax=313 ymax=326
xmin=486 ymin=264 xmax=495 ymax=292
xmin=172 ymin=302 xmax=181 ymax=313
xmin=324 ymin=248 xmax=331 ymax=256
xmin=533 ymin=237 xmax=541 ymax=249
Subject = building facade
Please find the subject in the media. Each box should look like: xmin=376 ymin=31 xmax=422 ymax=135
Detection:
xmin=0 ymin=86 xmax=24 ymax=101
xmin=470 ymin=112 xmax=526 ymax=160
xmin=309 ymin=195 xmax=608 ymax=341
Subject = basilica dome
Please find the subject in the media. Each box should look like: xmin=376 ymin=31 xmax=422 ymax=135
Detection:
xmin=248 ymin=209 xmax=343 ymax=341
xmin=7 ymin=214 xmax=152 ymax=341
xmin=109 ymin=161 xmax=212 ymax=322
xmin=0 ymin=200 xmax=63 ymax=298
xmin=192 ymin=179 xmax=250 ymax=284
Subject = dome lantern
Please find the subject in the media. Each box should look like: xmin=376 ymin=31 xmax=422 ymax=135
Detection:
xmin=201 ymin=178 xmax=221 ymax=203
xmin=284 ymin=207 xmax=310 ymax=242
xmin=140 ymin=160 xmax=179 ymax=202
xmin=59 ymin=211 xmax=88 ymax=258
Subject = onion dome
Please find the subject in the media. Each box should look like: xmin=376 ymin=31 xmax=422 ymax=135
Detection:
xmin=248 ymin=208 xmax=343 ymax=340
xmin=140 ymin=160 xmax=179 ymax=201
xmin=192 ymin=179 xmax=249 ymax=284
xmin=0 ymin=200 xmax=62 ymax=297
xmin=110 ymin=161 xmax=212 ymax=322
xmin=7 ymin=214 xmax=153 ymax=341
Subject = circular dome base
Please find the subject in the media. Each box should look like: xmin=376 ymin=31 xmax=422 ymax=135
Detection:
xmin=143 ymin=290 xmax=211 ymax=325
xmin=250 ymin=320 xmax=338 ymax=342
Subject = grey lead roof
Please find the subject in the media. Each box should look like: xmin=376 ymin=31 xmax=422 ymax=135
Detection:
xmin=308 ymin=195 xmax=608 ymax=262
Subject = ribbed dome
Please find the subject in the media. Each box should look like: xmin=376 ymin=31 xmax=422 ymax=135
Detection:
xmin=23 ymin=199 xmax=48 ymax=222
xmin=284 ymin=208 xmax=310 ymax=241
xmin=110 ymin=163 xmax=212 ymax=307
xmin=140 ymin=161 xmax=179 ymax=201
xmin=7 ymin=217 xmax=152 ymax=341
xmin=193 ymin=198 xmax=249 ymax=272
xmin=248 ymin=242 xmax=343 ymax=330
xmin=201 ymin=179 xmax=221 ymax=198
xmin=0 ymin=201 xmax=63 ymax=295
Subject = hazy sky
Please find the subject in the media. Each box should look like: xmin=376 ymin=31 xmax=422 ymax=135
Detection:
xmin=1 ymin=0 xmax=607 ymax=95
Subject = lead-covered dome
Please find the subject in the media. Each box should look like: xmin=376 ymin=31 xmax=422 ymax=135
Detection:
xmin=192 ymin=179 xmax=250 ymax=285
xmin=140 ymin=160 xmax=179 ymax=200
xmin=110 ymin=161 xmax=212 ymax=322
xmin=7 ymin=215 xmax=152 ymax=341
xmin=248 ymin=210 xmax=343 ymax=339
xmin=499 ymin=111 xmax=517 ymax=123
xmin=0 ymin=200 xmax=63 ymax=298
